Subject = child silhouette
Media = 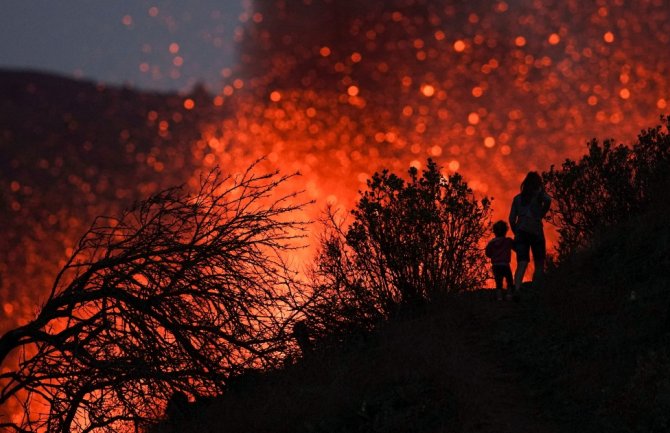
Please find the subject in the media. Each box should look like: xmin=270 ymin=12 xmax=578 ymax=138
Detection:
xmin=485 ymin=220 xmax=515 ymax=301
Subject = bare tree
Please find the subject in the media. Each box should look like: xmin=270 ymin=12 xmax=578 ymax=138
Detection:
xmin=0 ymin=163 xmax=309 ymax=433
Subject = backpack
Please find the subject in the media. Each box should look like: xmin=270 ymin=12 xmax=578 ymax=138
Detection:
xmin=515 ymin=193 xmax=543 ymax=236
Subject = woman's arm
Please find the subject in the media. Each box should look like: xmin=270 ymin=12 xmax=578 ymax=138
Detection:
xmin=540 ymin=191 xmax=551 ymax=217
xmin=509 ymin=197 xmax=518 ymax=233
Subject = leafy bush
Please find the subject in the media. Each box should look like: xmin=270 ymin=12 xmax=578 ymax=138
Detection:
xmin=543 ymin=116 xmax=670 ymax=260
xmin=306 ymin=159 xmax=490 ymax=333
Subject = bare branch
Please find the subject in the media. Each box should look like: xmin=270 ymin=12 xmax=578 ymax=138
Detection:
xmin=0 ymin=163 xmax=311 ymax=433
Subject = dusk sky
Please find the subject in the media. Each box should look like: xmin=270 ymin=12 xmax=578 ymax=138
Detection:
xmin=0 ymin=1 xmax=245 ymax=92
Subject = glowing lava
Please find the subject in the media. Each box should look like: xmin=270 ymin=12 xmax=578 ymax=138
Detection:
xmin=1 ymin=0 xmax=669 ymax=340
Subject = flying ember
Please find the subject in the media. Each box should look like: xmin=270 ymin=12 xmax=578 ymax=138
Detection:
xmin=1 ymin=0 xmax=668 ymax=350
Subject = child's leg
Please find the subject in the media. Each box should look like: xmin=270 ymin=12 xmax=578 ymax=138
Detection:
xmin=492 ymin=266 xmax=504 ymax=300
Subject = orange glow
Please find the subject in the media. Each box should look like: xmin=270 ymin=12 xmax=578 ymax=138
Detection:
xmin=3 ymin=8 xmax=670 ymax=427
xmin=3 ymin=302 xmax=14 ymax=315
xmin=421 ymin=84 xmax=435 ymax=97
xmin=183 ymin=98 xmax=195 ymax=110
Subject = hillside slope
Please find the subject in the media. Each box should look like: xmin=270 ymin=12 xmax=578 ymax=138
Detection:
xmin=154 ymin=201 xmax=670 ymax=433
xmin=154 ymin=293 xmax=561 ymax=433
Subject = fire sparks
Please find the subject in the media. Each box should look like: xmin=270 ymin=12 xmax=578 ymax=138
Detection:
xmin=183 ymin=98 xmax=195 ymax=109
xmin=1 ymin=0 xmax=669 ymax=341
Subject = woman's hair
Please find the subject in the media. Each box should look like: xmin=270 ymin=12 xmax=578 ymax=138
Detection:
xmin=520 ymin=171 xmax=542 ymax=205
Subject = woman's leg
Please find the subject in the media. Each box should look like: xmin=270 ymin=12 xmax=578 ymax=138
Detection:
xmin=503 ymin=265 xmax=514 ymax=292
xmin=513 ymin=232 xmax=531 ymax=292
xmin=532 ymin=257 xmax=545 ymax=287
xmin=515 ymin=261 xmax=528 ymax=291
xmin=530 ymin=233 xmax=547 ymax=287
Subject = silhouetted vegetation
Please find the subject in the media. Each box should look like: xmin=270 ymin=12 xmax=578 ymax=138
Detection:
xmin=301 ymin=160 xmax=490 ymax=342
xmin=0 ymin=164 xmax=308 ymax=433
xmin=543 ymin=115 xmax=670 ymax=260
xmin=152 ymin=120 xmax=670 ymax=433
xmin=477 ymin=118 xmax=670 ymax=432
xmin=3 ymin=110 xmax=670 ymax=432
xmin=497 ymin=193 xmax=670 ymax=432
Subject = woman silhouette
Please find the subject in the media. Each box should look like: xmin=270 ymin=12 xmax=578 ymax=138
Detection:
xmin=509 ymin=171 xmax=551 ymax=294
